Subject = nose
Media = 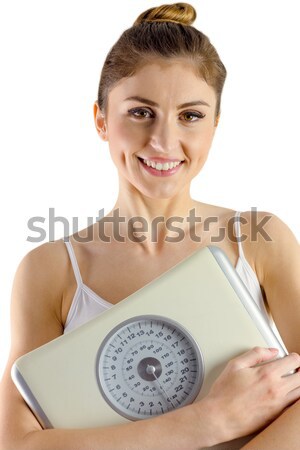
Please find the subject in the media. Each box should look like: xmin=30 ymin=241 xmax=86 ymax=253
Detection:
xmin=149 ymin=118 xmax=180 ymax=154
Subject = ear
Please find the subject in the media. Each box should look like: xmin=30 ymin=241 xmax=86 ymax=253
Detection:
xmin=214 ymin=113 xmax=221 ymax=127
xmin=93 ymin=102 xmax=108 ymax=141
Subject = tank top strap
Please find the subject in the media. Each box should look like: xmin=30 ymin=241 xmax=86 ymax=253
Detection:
xmin=64 ymin=239 xmax=83 ymax=287
xmin=234 ymin=210 xmax=246 ymax=259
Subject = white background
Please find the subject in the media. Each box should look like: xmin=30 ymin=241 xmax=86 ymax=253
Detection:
xmin=0 ymin=0 xmax=299 ymax=378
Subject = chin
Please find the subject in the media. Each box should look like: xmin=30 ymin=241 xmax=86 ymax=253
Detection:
xmin=128 ymin=177 xmax=186 ymax=200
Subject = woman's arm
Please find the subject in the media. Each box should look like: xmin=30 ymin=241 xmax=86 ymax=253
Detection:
xmin=0 ymin=367 xmax=217 ymax=450
xmin=240 ymin=212 xmax=300 ymax=449
xmin=241 ymin=399 xmax=300 ymax=450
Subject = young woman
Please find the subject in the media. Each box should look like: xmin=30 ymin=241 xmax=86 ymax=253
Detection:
xmin=1 ymin=3 xmax=300 ymax=449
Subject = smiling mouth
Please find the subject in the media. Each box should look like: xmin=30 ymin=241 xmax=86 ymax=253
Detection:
xmin=138 ymin=157 xmax=184 ymax=171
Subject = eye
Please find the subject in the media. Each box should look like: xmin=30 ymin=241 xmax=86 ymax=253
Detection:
xmin=128 ymin=107 xmax=154 ymax=119
xmin=180 ymin=111 xmax=206 ymax=122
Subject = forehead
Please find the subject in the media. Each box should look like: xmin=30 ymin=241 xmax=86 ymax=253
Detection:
xmin=107 ymin=59 xmax=216 ymax=108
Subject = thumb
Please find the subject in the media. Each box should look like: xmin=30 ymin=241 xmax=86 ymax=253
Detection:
xmin=232 ymin=347 xmax=279 ymax=370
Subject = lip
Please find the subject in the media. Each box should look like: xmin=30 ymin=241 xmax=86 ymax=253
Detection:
xmin=138 ymin=157 xmax=184 ymax=177
xmin=139 ymin=157 xmax=184 ymax=163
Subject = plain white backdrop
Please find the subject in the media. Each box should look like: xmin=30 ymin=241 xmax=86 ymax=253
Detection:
xmin=0 ymin=0 xmax=299 ymax=378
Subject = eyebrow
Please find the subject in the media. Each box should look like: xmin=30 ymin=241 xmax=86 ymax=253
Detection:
xmin=124 ymin=96 xmax=211 ymax=109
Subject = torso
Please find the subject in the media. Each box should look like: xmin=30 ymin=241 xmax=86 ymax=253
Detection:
xmin=61 ymin=204 xmax=259 ymax=326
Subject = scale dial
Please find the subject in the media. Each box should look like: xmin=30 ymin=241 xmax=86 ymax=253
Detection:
xmin=96 ymin=315 xmax=204 ymax=420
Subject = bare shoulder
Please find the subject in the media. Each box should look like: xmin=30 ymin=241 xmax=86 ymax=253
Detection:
xmin=191 ymin=201 xmax=235 ymax=229
xmin=14 ymin=238 xmax=69 ymax=306
xmin=219 ymin=209 xmax=283 ymax=278
xmin=253 ymin=210 xmax=300 ymax=284
xmin=202 ymin=208 xmax=297 ymax=280
xmin=10 ymin=238 xmax=70 ymax=354
xmin=17 ymin=238 xmax=68 ymax=273
xmin=238 ymin=210 xmax=300 ymax=282
xmin=193 ymin=201 xmax=234 ymax=218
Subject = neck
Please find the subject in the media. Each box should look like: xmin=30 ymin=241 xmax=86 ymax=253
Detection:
xmin=101 ymin=185 xmax=204 ymax=254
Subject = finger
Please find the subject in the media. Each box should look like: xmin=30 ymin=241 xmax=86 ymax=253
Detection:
xmin=285 ymin=385 xmax=300 ymax=406
xmin=282 ymin=353 xmax=300 ymax=376
xmin=283 ymin=369 xmax=300 ymax=393
xmin=230 ymin=347 xmax=279 ymax=370
xmin=262 ymin=352 xmax=300 ymax=377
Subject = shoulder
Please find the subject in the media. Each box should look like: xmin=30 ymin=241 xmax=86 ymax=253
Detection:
xmin=233 ymin=209 xmax=300 ymax=278
xmin=240 ymin=210 xmax=300 ymax=283
xmin=11 ymin=239 xmax=71 ymax=346
xmin=15 ymin=238 xmax=69 ymax=292
xmin=216 ymin=209 xmax=299 ymax=284
xmin=192 ymin=201 xmax=236 ymax=228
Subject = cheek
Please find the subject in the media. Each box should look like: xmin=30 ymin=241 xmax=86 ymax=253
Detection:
xmin=189 ymin=127 xmax=215 ymax=158
xmin=107 ymin=120 xmax=148 ymax=171
xmin=108 ymin=119 xmax=147 ymax=151
xmin=203 ymin=130 xmax=215 ymax=152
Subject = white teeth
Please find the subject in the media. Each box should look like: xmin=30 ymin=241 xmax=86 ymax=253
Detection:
xmin=142 ymin=159 xmax=182 ymax=171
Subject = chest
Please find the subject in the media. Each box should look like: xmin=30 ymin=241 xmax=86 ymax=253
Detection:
xmin=71 ymin=239 xmax=239 ymax=305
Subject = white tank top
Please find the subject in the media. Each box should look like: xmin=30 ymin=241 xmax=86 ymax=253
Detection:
xmin=63 ymin=211 xmax=286 ymax=350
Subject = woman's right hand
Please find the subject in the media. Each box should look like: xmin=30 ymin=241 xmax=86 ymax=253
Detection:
xmin=196 ymin=346 xmax=300 ymax=444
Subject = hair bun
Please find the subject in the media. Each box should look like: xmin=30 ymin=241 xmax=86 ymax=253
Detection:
xmin=134 ymin=2 xmax=196 ymax=26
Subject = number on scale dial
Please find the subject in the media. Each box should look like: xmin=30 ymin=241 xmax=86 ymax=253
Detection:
xmin=96 ymin=315 xmax=204 ymax=420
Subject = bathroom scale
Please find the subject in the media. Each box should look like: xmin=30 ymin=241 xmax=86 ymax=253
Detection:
xmin=11 ymin=246 xmax=287 ymax=449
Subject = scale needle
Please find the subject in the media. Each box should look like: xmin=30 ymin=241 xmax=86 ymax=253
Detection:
xmin=146 ymin=365 xmax=175 ymax=408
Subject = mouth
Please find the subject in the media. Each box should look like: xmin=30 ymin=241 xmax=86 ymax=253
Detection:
xmin=137 ymin=157 xmax=185 ymax=177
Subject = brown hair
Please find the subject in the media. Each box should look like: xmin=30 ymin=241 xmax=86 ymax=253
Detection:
xmin=97 ymin=3 xmax=226 ymax=118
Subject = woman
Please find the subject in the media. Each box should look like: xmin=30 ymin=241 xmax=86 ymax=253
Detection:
xmin=0 ymin=3 xmax=300 ymax=449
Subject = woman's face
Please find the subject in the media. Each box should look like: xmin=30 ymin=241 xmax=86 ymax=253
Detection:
xmin=95 ymin=59 xmax=218 ymax=200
